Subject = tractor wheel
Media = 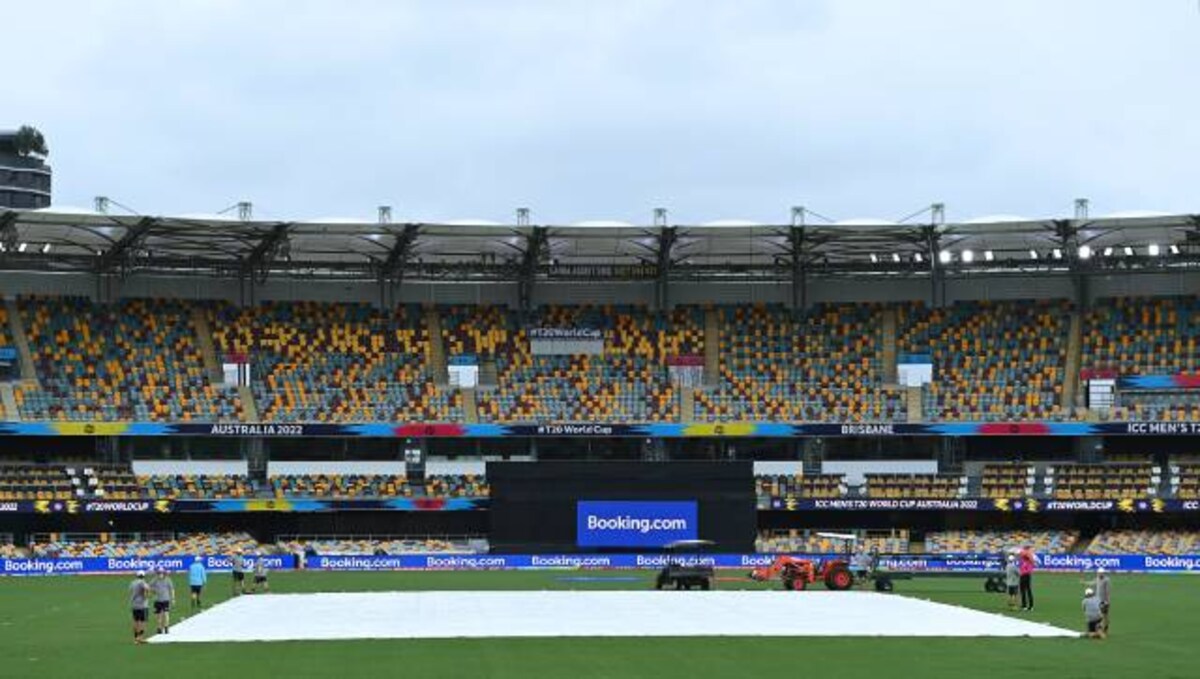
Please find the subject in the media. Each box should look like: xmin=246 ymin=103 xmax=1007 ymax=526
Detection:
xmin=824 ymin=566 xmax=854 ymax=591
xmin=655 ymin=571 xmax=667 ymax=590
xmin=700 ymin=578 xmax=711 ymax=591
xmin=791 ymin=576 xmax=808 ymax=591
xmin=875 ymin=577 xmax=894 ymax=592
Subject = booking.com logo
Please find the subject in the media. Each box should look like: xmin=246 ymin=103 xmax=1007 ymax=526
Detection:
xmin=576 ymin=500 xmax=698 ymax=547
xmin=585 ymin=514 xmax=689 ymax=534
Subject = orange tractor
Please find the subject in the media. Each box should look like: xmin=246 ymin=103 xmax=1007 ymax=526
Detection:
xmin=748 ymin=533 xmax=857 ymax=591
xmin=749 ymin=554 xmax=855 ymax=590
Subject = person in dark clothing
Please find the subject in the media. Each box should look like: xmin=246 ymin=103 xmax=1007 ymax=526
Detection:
xmin=1018 ymin=545 xmax=1037 ymax=611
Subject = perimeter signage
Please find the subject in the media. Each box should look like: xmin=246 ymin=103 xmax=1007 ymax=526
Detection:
xmin=4 ymin=553 xmax=1200 ymax=576
xmin=5 ymin=421 xmax=1200 ymax=438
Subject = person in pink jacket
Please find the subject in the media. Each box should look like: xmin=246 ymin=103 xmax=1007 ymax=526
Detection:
xmin=1018 ymin=545 xmax=1038 ymax=611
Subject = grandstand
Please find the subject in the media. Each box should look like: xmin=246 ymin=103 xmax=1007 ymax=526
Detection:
xmin=925 ymin=530 xmax=1079 ymax=555
xmin=0 ymin=294 xmax=1195 ymax=426
xmin=16 ymin=297 xmax=242 ymax=422
xmin=697 ymin=304 xmax=903 ymax=422
xmin=279 ymin=535 xmax=487 ymax=555
xmin=0 ymin=464 xmax=140 ymax=500
xmin=28 ymin=532 xmax=258 ymax=558
xmin=1 ymin=206 xmax=1199 ymax=597
xmin=1087 ymin=530 xmax=1200 ymax=555
xmin=756 ymin=529 xmax=909 ymax=554
xmin=1046 ymin=463 xmax=1159 ymax=500
xmin=904 ymin=300 xmax=1068 ymax=422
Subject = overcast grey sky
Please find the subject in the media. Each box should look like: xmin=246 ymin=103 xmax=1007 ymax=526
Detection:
xmin=6 ymin=1 xmax=1199 ymax=224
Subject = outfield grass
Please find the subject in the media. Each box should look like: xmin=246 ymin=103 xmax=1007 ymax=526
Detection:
xmin=0 ymin=570 xmax=1193 ymax=679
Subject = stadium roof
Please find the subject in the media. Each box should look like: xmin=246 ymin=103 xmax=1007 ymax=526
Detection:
xmin=1 ymin=206 xmax=1198 ymax=282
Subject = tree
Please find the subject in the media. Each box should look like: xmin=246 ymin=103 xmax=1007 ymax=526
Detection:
xmin=13 ymin=125 xmax=48 ymax=157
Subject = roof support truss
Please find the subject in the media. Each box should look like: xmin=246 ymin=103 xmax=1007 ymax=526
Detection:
xmin=517 ymin=226 xmax=548 ymax=312
xmin=245 ymin=223 xmax=293 ymax=284
xmin=380 ymin=223 xmax=422 ymax=284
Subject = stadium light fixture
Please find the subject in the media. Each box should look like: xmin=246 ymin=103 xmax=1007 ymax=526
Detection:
xmin=1103 ymin=247 xmax=1113 ymax=257
xmin=1052 ymin=248 xmax=1063 ymax=260
xmin=938 ymin=250 xmax=952 ymax=264
xmin=892 ymin=253 xmax=901 ymax=263
xmin=41 ymin=243 xmax=52 ymax=254
xmin=1170 ymin=244 xmax=1180 ymax=255
xmin=17 ymin=242 xmax=27 ymax=253
xmin=984 ymin=250 xmax=994 ymax=261
xmin=1123 ymin=246 xmax=1134 ymax=256
xmin=1029 ymin=249 xmax=1039 ymax=260
xmin=869 ymin=253 xmax=878 ymax=263
xmin=913 ymin=252 xmax=923 ymax=263
xmin=1078 ymin=245 xmax=1092 ymax=260
xmin=961 ymin=249 xmax=974 ymax=263
xmin=1148 ymin=243 xmax=1160 ymax=256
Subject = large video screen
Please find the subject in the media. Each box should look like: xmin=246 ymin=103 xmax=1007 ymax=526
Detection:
xmin=488 ymin=462 xmax=755 ymax=553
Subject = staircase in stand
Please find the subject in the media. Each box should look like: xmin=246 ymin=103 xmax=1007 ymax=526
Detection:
xmin=0 ymin=383 xmax=20 ymax=421
xmin=881 ymin=307 xmax=898 ymax=384
xmin=237 ymin=385 xmax=260 ymax=423
xmin=462 ymin=387 xmax=479 ymax=423
xmin=906 ymin=386 xmax=924 ymax=422
xmin=5 ymin=298 xmax=38 ymax=384
xmin=680 ymin=386 xmax=695 ymax=423
xmin=191 ymin=307 xmax=225 ymax=385
xmin=1062 ymin=310 xmax=1083 ymax=418
xmin=703 ymin=308 xmax=720 ymax=387
xmin=479 ymin=359 xmax=498 ymax=388
xmin=424 ymin=308 xmax=448 ymax=385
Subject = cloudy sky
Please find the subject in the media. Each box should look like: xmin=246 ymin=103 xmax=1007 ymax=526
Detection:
xmin=6 ymin=1 xmax=1199 ymax=224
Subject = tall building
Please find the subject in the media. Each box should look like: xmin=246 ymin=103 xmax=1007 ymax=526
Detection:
xmin=0 ymin=129 xmax=52 ymax=209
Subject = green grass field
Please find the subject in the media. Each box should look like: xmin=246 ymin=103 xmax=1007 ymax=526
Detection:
xmin=0 ymin=570 xmax=1193 ymax=679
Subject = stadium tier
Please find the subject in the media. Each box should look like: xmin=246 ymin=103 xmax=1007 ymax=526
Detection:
xmin=268 ymin=474 xmax=414 ymax=498
xmin=4 ymin=295 xmax=1200 ymax=423
xmin=755 ymin=529 xmax=909 ymax=554
xmin=278 ymin=536 xmax=488 ymax=555
xmin=1084 ymin=297 xmax=1200 ymax=375
xmin=696 ymin=304 xmax=903 ymax=422
xmin=0 ymin=464 xmax=140 ymax=500
xmin=209 ymin=301 xmax=460 ymax=422
xmin=902 ymin=300 xmax=1068 ymax=421
xmin=0 ymin=466 xmax=489 ymax=500
xmin=29 ymin=532 xmax=259 ymax=558
xmin=924 ymin=530 xmax=1079 ymax=555
xmin=470 ymin=305 xmax=700 ymax=423
xmin=978 ymin=463 xmax=1036 ymax=498
xmin=139 ymin=474 xmax=260 ymax=499
xmin=864 ymin=473 xmax=966 ymax=499
xmin=14 ymin=297 xmax=242 ymax=422
xmin=1046 ymin=463 xmax=1159 ymax=500
xmin=756 ymin=474 xmax=846 ymax=501
xmin=424 ymin=474 xmax=490 ymax=498
xmin=1173 ymin=462 xmax=1200 ymax=500
xmin=1086 ymin=530 xmax=1200 ymax=555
